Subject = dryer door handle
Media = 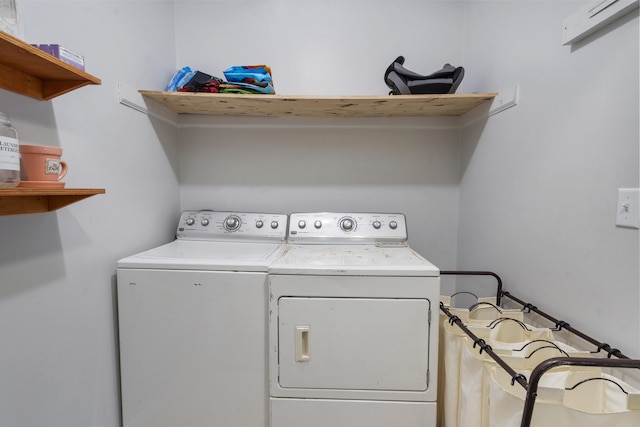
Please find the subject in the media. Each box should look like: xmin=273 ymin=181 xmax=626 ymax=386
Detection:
xmin=294 ymin=325 xmax=311 ymax=363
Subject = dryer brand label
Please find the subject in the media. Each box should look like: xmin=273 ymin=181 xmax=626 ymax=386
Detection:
xmin=0 ymin=136 xmax=19 ymax=171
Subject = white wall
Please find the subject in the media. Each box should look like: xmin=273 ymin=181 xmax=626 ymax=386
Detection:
xmin=0 ymin=2 xmax=179 ymax=427
xmin=178 ymin=117 xmax=461 ymax=265
xmin=459 ymin=1 xmax=640 ymax=354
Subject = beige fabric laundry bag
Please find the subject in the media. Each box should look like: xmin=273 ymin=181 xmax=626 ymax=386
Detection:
xmin=489 ymin=365 xmax=640 ymax=427
xmin=439 ymin=297 xmax=523 ymax=427
xmin=457 ymin=319 xmax=560 ymax=427
xmin=458 ymin=331 xmax=590 ymax=427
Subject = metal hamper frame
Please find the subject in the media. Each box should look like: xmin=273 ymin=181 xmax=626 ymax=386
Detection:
xmin=439 ymin=270 xmax=640 ymax=427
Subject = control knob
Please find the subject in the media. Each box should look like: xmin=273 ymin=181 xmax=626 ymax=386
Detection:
xmin=256 ymin=220 xmax=264 ymax=228
xmin=298 ymin=220 xmax=306 ymax=229
xmin=224 ymin=215 xmax=241 ymax=231
xmin=389 ymin=221 xmax=398 ymax=230
xmin=201 ymin=218 xmax=209 ymax=226
xmin=373 ymin=221 xmax=381 ymax=229
xmin=340 ymin=217 xmax=355 ymax=232
xmin=314 ymin=220 xmax=322 ymax=229
xmin=185 ymin=218 xmax=195 ymax=226
xmin=271 ymin=221 xmax=279 ymax=229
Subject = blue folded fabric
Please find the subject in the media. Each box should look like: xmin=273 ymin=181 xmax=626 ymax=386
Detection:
xmin=223 ymin=65 xmax=272 ymax=84
xmin=166 ymin=66 xmax=193 ymax=91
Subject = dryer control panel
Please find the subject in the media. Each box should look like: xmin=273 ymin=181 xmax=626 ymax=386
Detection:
xmin=177 ymin=210 xmax=288 ymax=242
xmin=287 ymin=212 xmax=408 ymax=245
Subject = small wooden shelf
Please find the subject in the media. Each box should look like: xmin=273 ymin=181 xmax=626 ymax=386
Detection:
xmin=140 ymin=90 xmax=497 ymax=117
xmin=0 ymin=188 xmax=105 ymax=215
xmin=0 ymin=30 xmax=101 ymax=100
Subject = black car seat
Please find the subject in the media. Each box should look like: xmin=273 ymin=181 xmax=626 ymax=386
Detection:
xmin=384 ymin=56 xmax=465 ymax=95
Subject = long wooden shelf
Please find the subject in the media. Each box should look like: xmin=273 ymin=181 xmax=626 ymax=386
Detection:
xmin=0 ymin=188 xmax=105 ymax=215
xmin=0 ymin=30 xmax=101 ymax=100
xmin=140 ymin=90 xmax=497 ymax=117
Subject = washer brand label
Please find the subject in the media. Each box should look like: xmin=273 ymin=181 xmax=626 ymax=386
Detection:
xmin=0 ymin=136 xmax=20 ymax=171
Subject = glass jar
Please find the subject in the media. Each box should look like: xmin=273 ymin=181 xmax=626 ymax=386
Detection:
xmin=0 ymin=111 xmax=20 ymax=187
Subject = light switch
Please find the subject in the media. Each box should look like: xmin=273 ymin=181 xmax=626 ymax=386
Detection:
xmin=616 ymin=188 xmax=640 ymax=229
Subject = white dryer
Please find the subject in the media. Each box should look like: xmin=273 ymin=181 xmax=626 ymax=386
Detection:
xmin=117 ymin=210 xmax=287 ymax=427
xmin=269 ymin=212 xmax=440 ymax=427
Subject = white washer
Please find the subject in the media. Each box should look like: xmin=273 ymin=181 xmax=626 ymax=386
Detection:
xmin=269 ymin=212 xmax=440 ymax=427
xmin=117 ymin=210 xmax=287 ymax=427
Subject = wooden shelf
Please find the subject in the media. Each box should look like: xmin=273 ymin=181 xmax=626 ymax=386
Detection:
xmin=0 ymin=188 xmax=105 ymax=215
xmin=0 ymin=30 xmax=101 ymax=100
xmin=0 ymin=32 xmax=104 ymax=215
xmin=140 ymin=90 xmax=497 ymax=117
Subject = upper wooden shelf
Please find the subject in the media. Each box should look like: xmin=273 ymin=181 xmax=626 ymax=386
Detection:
xmin=0 ymin=188 xmax=105 ymax=216
xmin=140 ymin=90 xmax=497 ymax=117
xmin=0 ymin=30 xmax=101 ymax=100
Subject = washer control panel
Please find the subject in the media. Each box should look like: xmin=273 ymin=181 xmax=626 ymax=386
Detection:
xmin=287 ymin=212 xmax=408 ymax=244
xmin=177 ymin=210 xmax=288 ymax=241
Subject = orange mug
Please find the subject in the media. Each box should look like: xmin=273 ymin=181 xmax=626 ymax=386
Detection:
xmin=19 ymin=144 xmax=68 ymax=182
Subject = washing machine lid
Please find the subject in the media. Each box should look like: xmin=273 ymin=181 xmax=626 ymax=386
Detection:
xmin=269 ymin=244 xmax=440 ymax=276
xmin=117 ymin=240 xmax=285 ymax=271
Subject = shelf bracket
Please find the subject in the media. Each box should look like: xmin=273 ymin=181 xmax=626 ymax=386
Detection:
xmin=118 ymin=82 xmax=148 ymax=115
xmin=489 ymin=85 xmax=519 ymax=116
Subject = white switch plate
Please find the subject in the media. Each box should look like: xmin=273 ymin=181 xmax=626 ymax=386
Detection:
xmin=616 ymin=188 xmax=640 ymax=229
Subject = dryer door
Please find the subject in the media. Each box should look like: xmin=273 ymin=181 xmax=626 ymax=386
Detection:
xmin=277 ymin=297 xmax=430 ymax=391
